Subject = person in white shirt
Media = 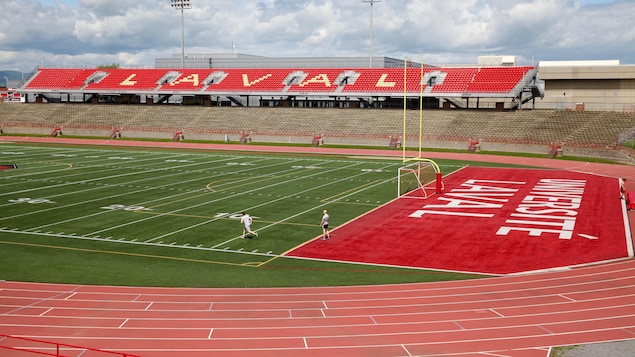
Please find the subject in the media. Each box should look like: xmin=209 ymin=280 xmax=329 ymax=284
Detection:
xmin=240 ymin=212 xmax=259 ymax=239
xmin=320 ymin=210 xmax=330 ymax=240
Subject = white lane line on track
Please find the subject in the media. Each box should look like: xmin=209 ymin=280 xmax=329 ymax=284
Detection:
xmin=401 ymin=345 xmax=413 ymax=356
xmin=38 ymin=308 xmax=53 ymax=317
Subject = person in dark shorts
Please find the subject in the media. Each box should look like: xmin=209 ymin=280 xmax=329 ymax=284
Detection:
xmin=320 ymin=209 xmax=330 ymax=240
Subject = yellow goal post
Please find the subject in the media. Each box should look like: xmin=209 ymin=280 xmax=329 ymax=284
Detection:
xmin=398 ymin=57 xmax=443 ymax=198
xmin=402 ymin=56 xmax=427 ymax=163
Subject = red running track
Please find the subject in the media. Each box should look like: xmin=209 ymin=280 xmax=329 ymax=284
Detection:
xmin=1 ymin=136 xmax=634 ymax=357
xmin=2 ymin=262 xmax=635 ymax=357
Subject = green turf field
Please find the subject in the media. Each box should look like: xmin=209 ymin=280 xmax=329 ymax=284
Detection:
xmin=0 ymin=143 xmax=494 ymax=287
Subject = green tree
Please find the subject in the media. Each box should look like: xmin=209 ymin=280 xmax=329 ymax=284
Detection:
xmin=97 ymin=63 xmax=120 ymax=69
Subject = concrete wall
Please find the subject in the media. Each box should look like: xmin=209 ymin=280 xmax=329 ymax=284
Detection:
xmin=538 ymin=64 xmax=635 ymax=112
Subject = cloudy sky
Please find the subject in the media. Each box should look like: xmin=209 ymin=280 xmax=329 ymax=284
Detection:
xmin=1 ymin=0 xmax=633 ymax=72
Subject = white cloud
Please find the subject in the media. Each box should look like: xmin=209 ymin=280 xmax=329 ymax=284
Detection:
xmin=0 ymin=0 xmax=633 ymax=72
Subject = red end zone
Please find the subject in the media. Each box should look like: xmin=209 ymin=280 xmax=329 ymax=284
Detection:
xmin=287 ymin=167 xmax=632 ymax=275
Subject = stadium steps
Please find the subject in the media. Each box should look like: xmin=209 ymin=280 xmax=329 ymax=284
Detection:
xmin=2 ymin=103 xmax=634 ymax=149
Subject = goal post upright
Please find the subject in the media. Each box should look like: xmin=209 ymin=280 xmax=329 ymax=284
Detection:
xmin=418 ymin=59 xmax=424 ymax=159
xmin=402 ymin=56 xmax=408 ymax=163
xmin=402 ymin=56 xmax=426 ymax=163
xmin=400 ymin=56 xmax=443 ymax=195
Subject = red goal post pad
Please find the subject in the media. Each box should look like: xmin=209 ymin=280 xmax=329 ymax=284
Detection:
xmin=627 ymin=192 xmax=635 ymax=210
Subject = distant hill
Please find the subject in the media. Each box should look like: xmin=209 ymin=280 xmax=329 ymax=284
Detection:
xmin=0 ymin=70 xmax=30 ymax=87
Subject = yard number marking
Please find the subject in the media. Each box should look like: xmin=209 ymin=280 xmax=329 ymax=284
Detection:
xmin=101 ymin=204 xmax=153 ymax=212
xmin=9 ymin=198 xmax=55 ymax=204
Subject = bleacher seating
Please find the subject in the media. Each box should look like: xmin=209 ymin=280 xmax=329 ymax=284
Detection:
xmin=158 ymin=69 xmax=215 ymax=91
xmin=2 ymin=103 xmax=634 ymax=150
xmin=206 ymin=69 xmax=289 ymax=92
xmin=286 ymin=69 xmax=350 ymax=92
xmin=430 ymin=67 xmax=477 ymax=93
xmin=21 ymin=66 xmax=635 ymax=154
xmin=22 ymin=66 xmax=536 ymax=96
xmin=23 ymin=68 xmax=88 ymax=90
xmin=467 ymin=66 xmax=533 ymax=92
xmin=84 ymin=69 xmax=168 ymax=91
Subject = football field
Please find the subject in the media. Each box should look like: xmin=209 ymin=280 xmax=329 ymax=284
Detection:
xmin=0 ymin=142 xmax=482 ymax=287
xmin=1 ymin=144 xmax=400 ymax=251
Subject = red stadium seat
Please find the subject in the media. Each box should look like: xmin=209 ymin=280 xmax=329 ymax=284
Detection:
xmin=84 ymin=69 xmax=167 ymax=91
xmin=158 ymin=69 xmax=215 ymax=91
xmin=205 ymin=69 xmax=289 ymax=92
xmin=24 ymin=68 xmax=90 ymax=90
xmin=22 ymin=66 xmax=535 ymax=96
xmin=467 ymin=66 xmax=532 ymax=92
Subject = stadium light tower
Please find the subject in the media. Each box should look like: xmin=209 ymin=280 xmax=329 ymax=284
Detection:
xmin=171 ymin=0 xmax=192 ymax=68
xmin=362 ymin=0 xmax=381 ymax=68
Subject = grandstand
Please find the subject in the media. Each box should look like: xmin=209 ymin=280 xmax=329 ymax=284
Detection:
xmin=18 ymin=65 xmax=540 ymax=109
xmin=4 ymin=62 xmax=634 ymax=161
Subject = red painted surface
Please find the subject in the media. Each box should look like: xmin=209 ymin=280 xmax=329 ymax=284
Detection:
xmin=289 ymin=167 xmax=628 ymax=274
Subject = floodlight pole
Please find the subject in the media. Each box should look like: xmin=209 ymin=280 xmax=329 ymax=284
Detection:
xmin=362 ymin=0 xmax=381 ymax=68
xmin=171 ymin=0 xmax=191 ymax=68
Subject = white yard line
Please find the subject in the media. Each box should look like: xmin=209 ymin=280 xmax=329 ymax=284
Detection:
xmin=22 ymin=157 xmax=299 ymax=231
xmin=0 ymin=155 xmax=245 ymax=218
xmin=0 ymin=147 xmax=170 ymax=192
xmin=0 ymin=152 xmax=209 ymax=198
xmin=1 ymin=149 xmax=400 ymax=260
xmin=133 ymin=161 xmax=369 ymax=243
